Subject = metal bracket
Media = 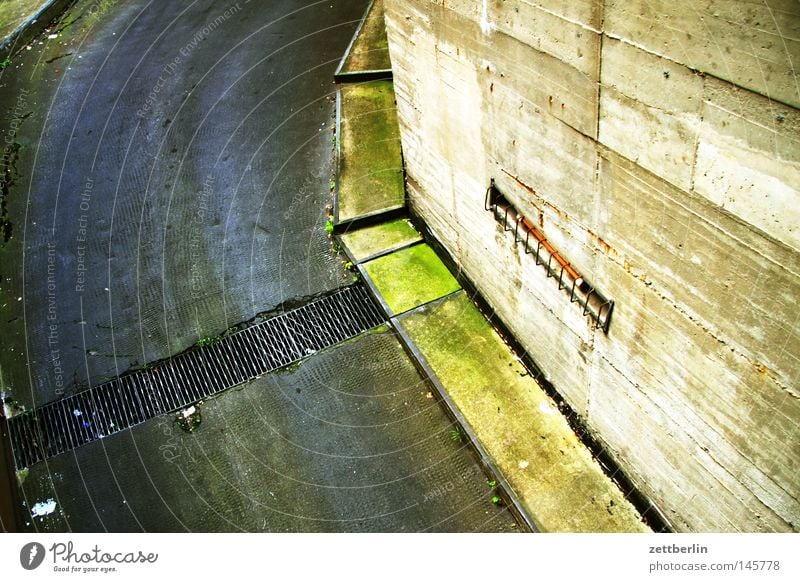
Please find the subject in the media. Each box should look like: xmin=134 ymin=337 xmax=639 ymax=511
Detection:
xmin=484 ymin=180 xmax=615 ymax=334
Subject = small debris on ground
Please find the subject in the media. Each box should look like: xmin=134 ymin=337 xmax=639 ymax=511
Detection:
xmin=176 ymin=405 xmax=202 ymax=432
xmin=31 ymin=499 xmax=57 ymax=518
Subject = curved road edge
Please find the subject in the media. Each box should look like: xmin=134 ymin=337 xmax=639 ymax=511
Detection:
xmin=1 ymin=0 xmax=76 ymax=57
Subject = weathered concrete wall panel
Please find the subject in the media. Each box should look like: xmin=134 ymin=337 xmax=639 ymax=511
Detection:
xmin=491 ymin=0 xmax=601 ymax=78
xmin=594 ymin=257 xmax=799 ymax=531
xmin=695 ymin=76 xmax=800 ymax=251
xmin=386 ymin=0 xmax=800 ymax=531
xmin=589 ymin=329 xmax=796 ymax=532
xmin=598 ymin=150 xmax=800 ymax=391
xmin=599 ymin=37 xmax=703 ymax=190
xmin=604 ymin=0 xmax=800 ymax=108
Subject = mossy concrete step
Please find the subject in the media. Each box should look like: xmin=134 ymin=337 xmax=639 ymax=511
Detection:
xmin=361 ymin=243 xmax=461 ymax=316
xmin=0 ymin=0 xmax=71 ymax=55
xmin=335 ymin=80 xmax=405 ymax=223
xmin=334 ymin=0 xmax=392 ymax=80
xmin=339 ymin=217 xmax=421 ymax=262
xmin=396 ymin=291 xmax=651 ymax=533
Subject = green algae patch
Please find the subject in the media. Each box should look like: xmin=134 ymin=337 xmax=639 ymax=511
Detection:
xmin=339 ymin=0 xmax=391 ymax=74
xmin=338 ymin=80 xmax=404 ymax=221
xmin=363 ymin=244 xmax=460 ymax=315
xmin=0 ymin=0 xmax=42 ymax=40
xmin=339 ymin=218 xmax=420 ymax=261
xmin=15 ymin=467 xmax=28 ymax=487
xmin=398 ymin=291 xmax=650 ymax=533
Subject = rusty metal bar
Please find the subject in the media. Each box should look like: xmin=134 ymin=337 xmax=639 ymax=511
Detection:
xmin=485 ymin=180 xmax=614 ymax=333
xmin=514 ymin=215 xmax=524 ymax=244
xmin=502 ymin=205 xmax=513 ymax=232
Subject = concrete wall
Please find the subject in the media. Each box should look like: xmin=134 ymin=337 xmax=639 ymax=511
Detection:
xmin=385 ymin=0 xmax=800 ymax=532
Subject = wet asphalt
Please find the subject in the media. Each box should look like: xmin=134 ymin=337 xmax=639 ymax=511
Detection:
xmin=0 ymin=0 xmax=521 ymax=532
xmin=18 ymin=328 xmax=517 ymax=532
xmin=1 ymin=0 xmax=359 ymax=410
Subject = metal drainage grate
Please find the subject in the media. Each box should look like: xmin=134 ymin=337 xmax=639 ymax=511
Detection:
xmin=8 ymin=283 xmax=385 ymax=470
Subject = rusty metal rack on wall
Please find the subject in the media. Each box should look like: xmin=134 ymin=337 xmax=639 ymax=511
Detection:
xmin=485 ymin=180 xmax=614 ymax=333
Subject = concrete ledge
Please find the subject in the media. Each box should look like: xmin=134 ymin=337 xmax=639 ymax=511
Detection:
xmin=333 ymin=81 xmax=405 ymax=225
xmin=407 ymin=210 xmax=674 ymax=532
xmin=333 ymin=0 xmax=375 ymax=79
xmin=398 ymin=291 xmax=651 ymax=532
xmin=334 ymin=0 xmax=391 ymax=82
xmin=337 ymin=217 xmax=421 ymax=262
xmin=1 ymin=0 xmax=75 ymax=57
xmin=349 ymin=237 xmax=421 ymax=264
xmin=360 ymin=243 xmax=461 ymax=316
xmin=332 ymin=205 xmax=406 ymax=235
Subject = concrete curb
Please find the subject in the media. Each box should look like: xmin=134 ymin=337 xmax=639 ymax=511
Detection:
xmin=355 ymin=262 xmax=394 ymax=318
xmin=333 ymin=0 xmax=392 ymax=84
xmin=0 ymin=413 xmax=20 ymax=531
xmin=341 ymin=235 xmax=422 ymax=265
xmin=333 ymin=88 xmax=342 ymax=224
xmin=391 ymin=312 xmax=538 ymax=533
xmin=1 ymin=0 xmax=75 ymax=57
xmin=332 ymin=87 xmax=406 ymax=233
xmin=333 ymin=205 xmax=406 ymax=235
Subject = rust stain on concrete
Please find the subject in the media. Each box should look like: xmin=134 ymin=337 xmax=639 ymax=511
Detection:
xmin=501 ymin=168 xmax=616 ymax=255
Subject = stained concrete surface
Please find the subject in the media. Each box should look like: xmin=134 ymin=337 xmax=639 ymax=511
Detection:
xmin=339 ymin=217 xmax=419 ymax=260
xmin=336 ymin=79 xmax=404 ymax=221
xmin=19 ymin=328 xmax=518 ymax=532
xmin=338 ymin=0 xmax=391 ymax=74
xmin=398 ymin=292 xmax=648 ymax=533
xmin=0 ymin=0 xmax=47 ymax=42
xmin=362 ymin=243 xmax=461 ymax=316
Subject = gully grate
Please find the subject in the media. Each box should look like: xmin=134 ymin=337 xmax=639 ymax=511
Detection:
xmin=8 ymin=283 xmax=385 ymax=470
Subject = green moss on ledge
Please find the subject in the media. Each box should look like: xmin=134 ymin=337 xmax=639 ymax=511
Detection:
xmin=337 ymin=81 xmax=404 ymax=221
xmin=339 ymin=218 xmax=420 ymax=261
xmin=398 ymin=291 xmax=650 ymax=533
xmin=362 ymin=243 xmax=460 ymax=315
xmin=339 ymin=0 xmax=391 ymax=74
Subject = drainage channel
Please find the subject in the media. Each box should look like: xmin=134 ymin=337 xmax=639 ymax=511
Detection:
xmin=8 ymin=283 xmax=385 ymax=471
